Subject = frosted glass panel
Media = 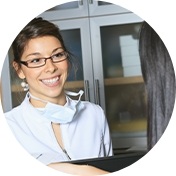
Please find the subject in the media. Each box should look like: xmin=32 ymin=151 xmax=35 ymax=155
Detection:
xmin=7 ymin=47 xmax=26 ymax=108
xmin=100 ymin=23 xmax=142 ymax=78
xmin=61 ymin=29 xmax=84 ymax=81
xmin=60 ymin=29 xmax=85 ymax=100
xmin=105 ymin=84 xmax=147 ymax=130
xmin=100 ymin=22 xmax=147 ymax=150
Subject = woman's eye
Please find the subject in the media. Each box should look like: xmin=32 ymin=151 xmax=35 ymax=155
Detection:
xmin=53 ymin=52 xmax=64 ymax=59
xmin=30 ymin=58 xmax=41 ymax=63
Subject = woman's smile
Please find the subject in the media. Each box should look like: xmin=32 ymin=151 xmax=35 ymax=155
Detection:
xmin=41 ymin=76 xmax=60 ymax=87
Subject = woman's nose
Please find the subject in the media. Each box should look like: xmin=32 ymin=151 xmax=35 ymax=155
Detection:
xmin=44 ymin=59 xmax=58 ymax=73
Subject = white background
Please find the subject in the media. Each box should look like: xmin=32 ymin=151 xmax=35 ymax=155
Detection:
xmin=0 ymin=0 xmax=175 ymax=175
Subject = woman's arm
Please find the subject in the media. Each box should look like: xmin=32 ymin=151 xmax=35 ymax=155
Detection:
xmin=48 ymin=162 xmax=109 ymax=175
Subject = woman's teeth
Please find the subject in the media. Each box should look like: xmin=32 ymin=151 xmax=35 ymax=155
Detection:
xmin=42 ymin=77 xmax=59 ymax=85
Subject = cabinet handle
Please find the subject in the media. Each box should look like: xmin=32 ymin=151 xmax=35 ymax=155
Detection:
xmin=94 ymin=79 xmax=100 ymax=105
xmin=79 ymin=0 xmax=83 ymax=6
xmin=84 ymin=80 xmax=90 ymax=101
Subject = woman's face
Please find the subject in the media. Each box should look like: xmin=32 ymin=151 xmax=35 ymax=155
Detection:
xmin=16 ymin=36 xmax=69 ymax=105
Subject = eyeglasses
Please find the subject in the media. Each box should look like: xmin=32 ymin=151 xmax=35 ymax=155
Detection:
xmin=20 ymin=51 xmax=68 ymax=68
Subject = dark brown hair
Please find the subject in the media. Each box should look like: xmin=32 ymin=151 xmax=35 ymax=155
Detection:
xmin=139 ymin=21 xmax=176 ymax=150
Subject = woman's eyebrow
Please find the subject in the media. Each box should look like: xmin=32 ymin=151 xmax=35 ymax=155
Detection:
xmin=52 ymin=47 xmax=63 ymax=53
xmin=25 ymin=52 xmax=41 ymax=58
xmin=25 ymin=47 xmax=63 ymax=58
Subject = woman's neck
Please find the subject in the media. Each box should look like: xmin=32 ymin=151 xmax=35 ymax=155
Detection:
xmin=29 ymin=92 xmax=67 ymax=108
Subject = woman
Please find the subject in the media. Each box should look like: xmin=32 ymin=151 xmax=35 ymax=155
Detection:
xmin=4 ymin=17 xmax=112 ymax=174
xmin=139 ymin=21 xmax=176 ymax=150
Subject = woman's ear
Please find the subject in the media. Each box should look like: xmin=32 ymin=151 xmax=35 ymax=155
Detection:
xmin=12 ymin=61 xmax=25 ymax=79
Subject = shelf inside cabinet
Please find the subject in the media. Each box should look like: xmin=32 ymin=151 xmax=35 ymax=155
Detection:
xmin=11 ymin=77 xmax=143 ymax=92
xmin=64 ymin=80 xmax=84 ymax=89
xmin=104 ymin=76 xmax=144 ymax=86
xmin=110 ymin=118 xmax=147 ymax=133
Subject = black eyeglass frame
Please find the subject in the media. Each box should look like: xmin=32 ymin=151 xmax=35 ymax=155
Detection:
xmin=20 ymin=51 xmax=68 ymax=68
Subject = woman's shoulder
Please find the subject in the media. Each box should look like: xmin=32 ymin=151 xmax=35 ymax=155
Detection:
xmin=79 ymin=101 xmax=106 ymax=122
xmin=4 ymin=104 xmax=23 ymax=119
xmin=81 ymin=100 xmax=103 ymax=111
xmin=75 ymin=101 xmax=107 ymax=129
xmin=4 ymin=98 xmax=28 ymax=120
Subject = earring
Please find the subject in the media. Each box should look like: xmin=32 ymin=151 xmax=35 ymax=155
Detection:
xmin=21 ymin=79 xmax=29 ymax=91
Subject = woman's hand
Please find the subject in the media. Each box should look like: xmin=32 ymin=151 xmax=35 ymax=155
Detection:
xmin=48 ymin=162 xmax=109 ymax=175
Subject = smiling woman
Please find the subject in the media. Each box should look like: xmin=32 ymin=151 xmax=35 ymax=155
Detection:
xmin=3 ymin=17 xmax=113 ymax=175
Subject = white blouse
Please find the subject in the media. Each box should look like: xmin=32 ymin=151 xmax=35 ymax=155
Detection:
xmin=4 ymin=93 xmax=113 ymax=165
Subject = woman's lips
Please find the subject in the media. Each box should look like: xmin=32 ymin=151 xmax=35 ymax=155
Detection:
xmin=41 ymin=76 xmax=60 ymax=86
